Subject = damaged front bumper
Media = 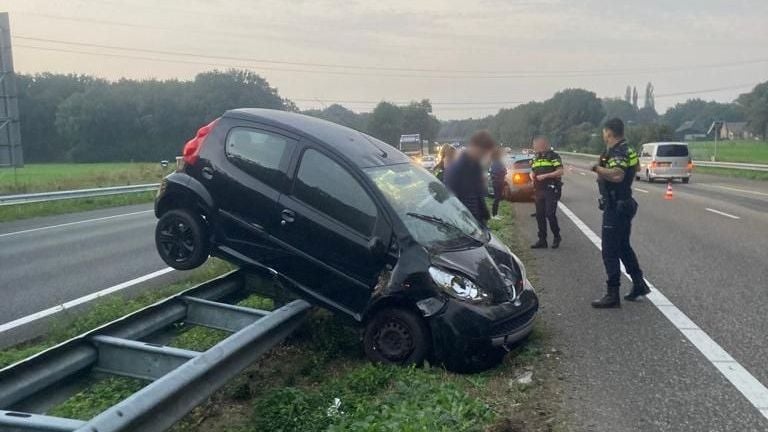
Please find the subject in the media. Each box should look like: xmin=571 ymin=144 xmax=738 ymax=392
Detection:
xmin=427 ymin=287 xmax=539 ymax=368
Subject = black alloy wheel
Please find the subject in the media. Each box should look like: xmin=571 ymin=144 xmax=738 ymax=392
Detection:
xmin=155 ymin=209 xmax=209 ymax=270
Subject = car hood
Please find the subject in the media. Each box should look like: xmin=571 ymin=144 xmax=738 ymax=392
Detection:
xmin=429 ymin=235 xmax=520 ymax=303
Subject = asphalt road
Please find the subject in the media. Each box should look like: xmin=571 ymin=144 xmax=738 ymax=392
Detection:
xmin=517 ymin=157 xmax=768 ymax=430
xmin=0 ymin=203 xmax=172 ymax=325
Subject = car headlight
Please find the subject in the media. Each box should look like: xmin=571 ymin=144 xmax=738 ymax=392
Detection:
xmin=428 ymin=267 xmax=489 ymax=303
xmin=511 ymin=254 xmax=534 ymax=292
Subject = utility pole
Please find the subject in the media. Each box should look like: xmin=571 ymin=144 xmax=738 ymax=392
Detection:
xmin=0 ymin=12 xmax=23 ymax=176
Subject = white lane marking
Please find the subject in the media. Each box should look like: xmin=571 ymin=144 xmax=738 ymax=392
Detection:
xmin=705 ymin=208 xmax=741 ymax=220
xmin=0 ymin=210 xmax=153 ymax=238
xmin=0 ymin=267 xmax=174 ymax=334
xmin=715 ymin=185 xmax=768 ymax=198
xmin=633 ymin=187 xmax=649 ymax=194
xmin=579 ymin=172 xmax=586 ymax=176
xmin=558 ymin=202 xmax=768 ymax=421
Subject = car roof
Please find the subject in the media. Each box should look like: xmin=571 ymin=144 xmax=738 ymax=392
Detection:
xmin=223 ymin=108 xmax=410 ymax=168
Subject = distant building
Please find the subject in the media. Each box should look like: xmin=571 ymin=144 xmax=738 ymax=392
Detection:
xmin=675 ymin=120 xmax=707 ymax=141
xmin=708 ymin=121 xmax=754 ymax=140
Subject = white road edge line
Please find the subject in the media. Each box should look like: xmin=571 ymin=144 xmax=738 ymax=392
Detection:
xmin=705 ymin=208 xmax=741 ymax=220
xmin=633 ymin=187 xmax=649 ymax=194
xmin=0 ymin=267 xmax=174 ymax=334
xmin=557 ymin=202 xmax=768 ymax=421
xmin=0 ymin=210 xmax=153 ymax=238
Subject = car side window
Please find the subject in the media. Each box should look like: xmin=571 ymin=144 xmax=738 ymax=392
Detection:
xmin=294 ymin=148 xmax=377 ymax=235
xmin=225 ymin=127 xmax=295 ymax=189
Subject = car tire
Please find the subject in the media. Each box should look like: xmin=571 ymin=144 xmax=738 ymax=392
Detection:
xmin=364 ymin=307 xmax=430 ymax=366
xmin=682 ymin=178 xmax=690 ymax=184
xmin=155 ymin=209 xmax=210 ymax=271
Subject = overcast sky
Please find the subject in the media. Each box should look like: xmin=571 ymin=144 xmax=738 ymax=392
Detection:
xmin=4 ymin=0 xmax=767 ymax=119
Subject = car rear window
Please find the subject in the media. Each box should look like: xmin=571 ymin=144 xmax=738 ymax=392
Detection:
xmin=513 ymin=160 xmax=531 ymax=169
xmin=656 ymin=144 xmax=689 ymax=157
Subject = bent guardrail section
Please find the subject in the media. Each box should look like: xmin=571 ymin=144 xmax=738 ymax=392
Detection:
xmin=0 ymin=184 xmax=160 ymax=206
xmin=0 ymin=270 xmax=311 ymax=432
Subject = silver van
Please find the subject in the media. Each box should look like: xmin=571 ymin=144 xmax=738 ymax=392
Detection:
xmin=637 ymin=142 xmax=693 ymax=183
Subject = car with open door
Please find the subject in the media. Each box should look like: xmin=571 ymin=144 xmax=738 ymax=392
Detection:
xmin=154 ymin=109 xmax=538 ymax=372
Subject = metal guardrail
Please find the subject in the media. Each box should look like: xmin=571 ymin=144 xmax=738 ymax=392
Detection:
xmin=0 ymin=184 xmax=160 ymax=206
xmin=559 ymin=151 xmax=768 ymax=172
xmin=0 ymin=270 xmax=311 ymax=432
xmin=690 ymin=160 xmax=768 ymax=172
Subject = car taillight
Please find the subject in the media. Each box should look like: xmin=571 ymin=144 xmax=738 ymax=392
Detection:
xmin=513 ymin=173 xmax=526 ymax=184
xmin=650 ymin=161 xmax=657 ymax=169
xmin=182 ymin=118 xmax=219 ymax=167
xmin=687 ymin=159 xmax=693 ymax=170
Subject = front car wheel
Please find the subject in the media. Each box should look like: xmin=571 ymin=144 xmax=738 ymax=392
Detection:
xmin=363 ymin=307 xmax=430 ymax=366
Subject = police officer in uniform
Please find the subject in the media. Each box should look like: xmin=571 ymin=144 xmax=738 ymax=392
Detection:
xmin=530 ymin=136 xmax=564 ymax=249
xmin=591 ymin=118 xmax=650 ymax=308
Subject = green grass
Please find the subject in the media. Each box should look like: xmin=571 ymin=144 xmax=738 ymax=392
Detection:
xmin=688 ymin=140 xmax=768 ymax=164
xmin=0 ymin=191 xmax=155 ymax=223
xmin=0 ymin=163 xmax=170 ymax=194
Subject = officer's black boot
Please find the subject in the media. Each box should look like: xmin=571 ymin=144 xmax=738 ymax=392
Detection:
xmin=624 ymin=278 xmax=651 ymax=301
xmin=530 ymin=239 xmax=548 ymax=249
xmin=591 ymin=285 xmax=621 ymax=308
xmin=551 ymin=236 xmax=561 ymax=249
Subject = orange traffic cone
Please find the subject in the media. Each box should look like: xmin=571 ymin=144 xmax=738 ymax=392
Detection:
xmin=664 ymin=182 xmax=674 ymax=200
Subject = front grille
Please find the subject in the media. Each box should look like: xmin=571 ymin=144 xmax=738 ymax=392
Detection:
xmin=490 ymin=306 xmax=537 ymax=338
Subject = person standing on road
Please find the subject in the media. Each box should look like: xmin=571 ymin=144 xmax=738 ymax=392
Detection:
xmin=529 ymin=136 xmax=564 ymax=249
xmin=445 ymin=131 xmax=497 ymax=227
xmin=490 ymin=147 xmax=508 ymax=220
xmin=591 ymin=118 xmax=650 ymax=308
xmin=433 ymin=144 xmax=457 ymax=183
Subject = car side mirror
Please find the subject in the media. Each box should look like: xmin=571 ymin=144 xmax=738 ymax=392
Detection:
xmin=368 ymin=236 xmax=388 ymax=257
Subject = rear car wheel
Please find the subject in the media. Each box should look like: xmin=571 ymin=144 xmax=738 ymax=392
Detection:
xmin=682 ymin=177 xmax=690 ymax=184
xmin=364 ymin=307 xmax=430 ymax=366
xmin=155 ymin=209 xmax=209 ymax=270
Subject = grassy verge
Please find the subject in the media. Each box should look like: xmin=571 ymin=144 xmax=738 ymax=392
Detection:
xmin=0 ymin=259 xmax=235 ymax=369
xmin=688 ymin=140 xmax=768 ymax=164
xmin=0 ymin=163 xmax=169 ymax=194
xmin=10 ymin=202 xmax=564 ymax=431
xmin=0 ymin=191 xmax=156 ymax=223
xmin=694 ymin=166 xmax=768 ymax=181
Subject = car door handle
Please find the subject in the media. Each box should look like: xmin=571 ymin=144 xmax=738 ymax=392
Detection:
xmin=201 ymin=167 xmax=214 ymax=180
xmin=280 ymin=209 xmax=295 ymax=225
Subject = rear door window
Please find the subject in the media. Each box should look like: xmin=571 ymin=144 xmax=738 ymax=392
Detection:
xmin=225 ymin=127 xmax=296 ymax=189
xmin=293 ymin=148 xmax=377 ymax=235
xmin=656 ymin=144 xmax=689 ymax=157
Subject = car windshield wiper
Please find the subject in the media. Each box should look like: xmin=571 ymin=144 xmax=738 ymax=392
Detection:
xmin=406 ymin=212 xmax=483 ymax=246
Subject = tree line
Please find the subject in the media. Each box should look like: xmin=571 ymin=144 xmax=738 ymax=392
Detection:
xmin=14 ymin=70 xmax=768 ymax=163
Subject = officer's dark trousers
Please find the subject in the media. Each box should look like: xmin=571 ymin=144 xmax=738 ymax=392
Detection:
xmin=535 ymin=187 xmax=560 ymax=241
xmin=601 ymin=205 xmax=643 ymax=287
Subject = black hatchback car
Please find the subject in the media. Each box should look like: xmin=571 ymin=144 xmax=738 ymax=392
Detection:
xmin=154 ymin=109 xmax=538 ymax=371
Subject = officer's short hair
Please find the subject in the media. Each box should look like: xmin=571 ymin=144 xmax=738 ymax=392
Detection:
xmin=469 ymin=130 xmax=497 ymax=150
xmin=532 ymin=135 xmax=550 ymax=145
xmin=603 ymin=118 xmax=624 ymax=137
